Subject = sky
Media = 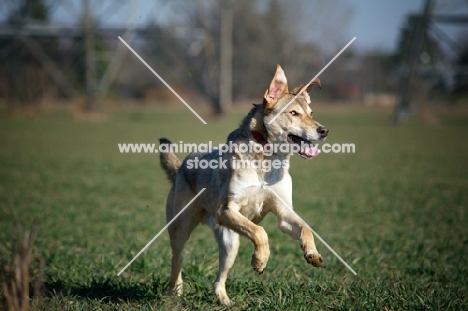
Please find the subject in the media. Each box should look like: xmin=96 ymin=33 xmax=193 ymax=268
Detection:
xmin=345 ymin=0 xmax=423 ymax=51
xmin=2 ymin=0 xmax=467 ymax=53
xmin=345 ymin=0 xmax=468 ymax=57
xmin=102 ymin=0 xmax=426 ymax=52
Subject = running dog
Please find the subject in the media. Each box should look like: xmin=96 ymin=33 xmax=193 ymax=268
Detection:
xmin=160 ymin=64 xmax=328 ymax=305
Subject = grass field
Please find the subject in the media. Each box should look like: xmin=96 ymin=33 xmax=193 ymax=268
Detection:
xmin=0 ymin=105 xmax=467 ymax=310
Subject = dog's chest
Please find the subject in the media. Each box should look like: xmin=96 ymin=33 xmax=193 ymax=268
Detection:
xmin=230 ymin=171 xmax=291 ymax=222
xmin=233 ymin=183 xmax=269 ymax=222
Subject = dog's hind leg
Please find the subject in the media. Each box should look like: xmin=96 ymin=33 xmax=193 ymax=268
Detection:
xmin=217 ymin=204 xmax=270 ymax=274
xmin=210 ymin=221 xmax=240 ymax=306
xmin=167 ymin=186 xmax=203 ymax=296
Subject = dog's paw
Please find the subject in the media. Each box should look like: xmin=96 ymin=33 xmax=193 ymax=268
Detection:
xmin=251 ymin=252 xmax=269 ymax=274
xmin=214 ymin=282 xmax=232 ymax=306
xmin=166 ymin=284 xmax=183 ymax=296
xmin=219 ymin=296 xmax=232 ymax=306
xmin=305 ymin=251 xmax=324 ymax=267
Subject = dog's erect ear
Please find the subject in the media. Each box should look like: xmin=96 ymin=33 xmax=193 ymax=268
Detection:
xmin=290 ymin=79 xmax=321 ymax=104
xmin=263 ymin=64 xmax=288 ymax=109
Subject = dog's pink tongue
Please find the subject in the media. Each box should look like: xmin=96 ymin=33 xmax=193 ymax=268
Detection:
xmin=301 ymin=144 xmax=321 ymax=157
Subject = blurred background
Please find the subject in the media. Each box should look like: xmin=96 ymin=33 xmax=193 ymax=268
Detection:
xmin=1 ymin=0 xmax=467 ymax=119
xmin=1 ymin=1 xmax=468 ymax=309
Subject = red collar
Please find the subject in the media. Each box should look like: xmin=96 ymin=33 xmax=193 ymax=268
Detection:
xmin=251 ymin=130 xmax=268 ymax=146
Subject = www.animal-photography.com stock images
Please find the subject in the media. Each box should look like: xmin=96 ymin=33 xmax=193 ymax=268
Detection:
xmin=1 ymin=0 xmax=467 ymax=310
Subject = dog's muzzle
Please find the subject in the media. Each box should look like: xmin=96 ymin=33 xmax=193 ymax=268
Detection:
xmin=287 ymin=134 xmax=320 ymax=158
xmin=317 ymin=126 xmax=329 ymax=139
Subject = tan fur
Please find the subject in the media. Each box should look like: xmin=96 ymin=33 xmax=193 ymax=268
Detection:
xmin=160 ymin=65 xmax=328 ymax=305
xmin=159 ymin=138 xmax=181 ymax=183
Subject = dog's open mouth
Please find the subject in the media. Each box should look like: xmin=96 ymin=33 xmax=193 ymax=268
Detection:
xmin=287 ymin=134 xmax=321 ymax=158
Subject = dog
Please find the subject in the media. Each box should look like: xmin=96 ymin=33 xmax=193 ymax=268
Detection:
xmin=159 ymin=64 xmax=328 ymax=305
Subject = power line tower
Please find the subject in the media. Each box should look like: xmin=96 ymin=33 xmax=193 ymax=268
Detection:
xmin=1 ymin=0 xmax=235 ymax=114
xmin=393 ymin=0 xmax=468 ymax=124
xmin=219 ymin=0 xmax=233 ymax=113
xmin=0 ymin=0 xmax=138 ymax=112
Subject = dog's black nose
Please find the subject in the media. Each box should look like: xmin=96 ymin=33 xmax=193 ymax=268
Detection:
xmin=317 ymin=126 xmax=329 ymax=138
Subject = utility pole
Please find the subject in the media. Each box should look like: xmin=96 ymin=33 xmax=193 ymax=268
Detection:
xmin=393 ymin=0 xmax=434 ymax=124
xmin=98 ymin=0 xmax=138 ymax=96
xmin=84 ymin=0 xmax=96 ymax=112
xmin=219 ymin=0 xmax=233 ymax=113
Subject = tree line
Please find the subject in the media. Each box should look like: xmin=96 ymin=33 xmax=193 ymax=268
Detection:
xmin=1 ymin=0 xmax=467 ymax=114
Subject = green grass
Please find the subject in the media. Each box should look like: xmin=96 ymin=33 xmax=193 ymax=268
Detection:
xmin=1 ymin=106 xmax=467 ymax=310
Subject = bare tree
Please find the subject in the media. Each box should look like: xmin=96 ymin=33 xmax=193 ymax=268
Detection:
xmin=136 ymin=0 xmax=354 ymax=113
xmin=0 ymin=0 xmax=58 ymax=112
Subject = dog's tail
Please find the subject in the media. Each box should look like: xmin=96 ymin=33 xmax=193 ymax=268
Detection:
xmin=159 ymin=138 xmax=181 ymax=184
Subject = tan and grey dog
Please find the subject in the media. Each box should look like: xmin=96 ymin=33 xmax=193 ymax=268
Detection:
xmin=160 ymin=65 xmax=328 ymax=305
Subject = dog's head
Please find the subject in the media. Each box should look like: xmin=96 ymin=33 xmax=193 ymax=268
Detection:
xmin=262 ymin=64 xmax=328 ymax=159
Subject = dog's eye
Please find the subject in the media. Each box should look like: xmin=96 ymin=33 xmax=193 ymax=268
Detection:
xmin=290 ymin=111 xmax=299 ymax=116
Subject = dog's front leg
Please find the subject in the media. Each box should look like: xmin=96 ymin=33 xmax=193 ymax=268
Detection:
xmin=217 ymin=204 xmax=270 ymax=274
xmin=277 ymin=212 xmax=324 ymax=267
